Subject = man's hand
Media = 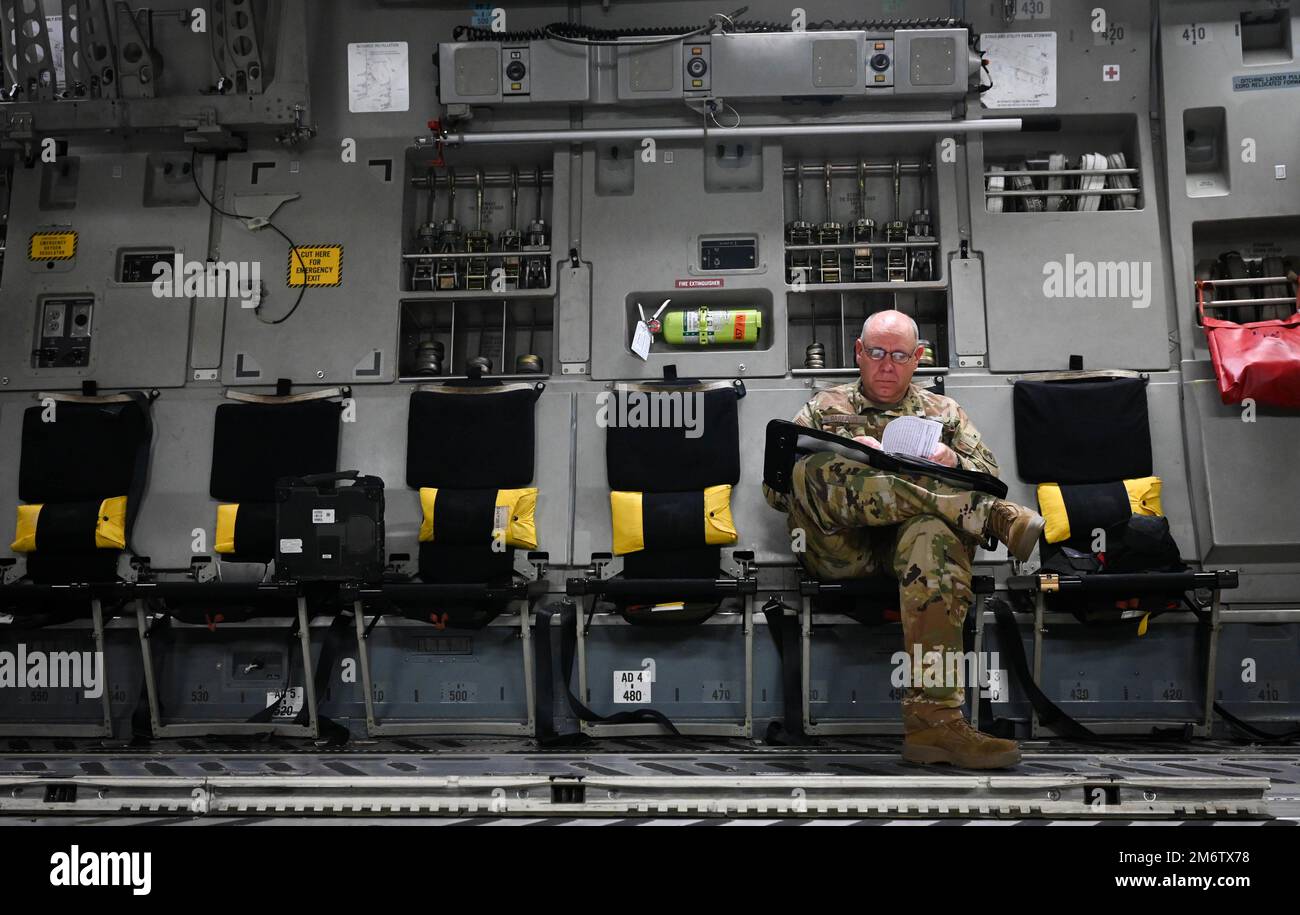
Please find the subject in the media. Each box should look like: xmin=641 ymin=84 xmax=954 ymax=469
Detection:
xmin=928 ymin=442 xmax=959 ymax=467
xmin=853 ymin=435 xmax=883 ymax=450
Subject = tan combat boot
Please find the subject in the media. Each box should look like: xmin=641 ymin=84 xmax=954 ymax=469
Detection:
xmin=983 ymin=499 xmax=1046 ymax=562
xmin=902 ymin=709 xmax=1022 ymax=770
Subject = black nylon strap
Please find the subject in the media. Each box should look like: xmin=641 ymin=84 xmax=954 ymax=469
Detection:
xmin=760 ymin=598 xmax=810 ymax=745
xmin=230 ymin=502 xmax=276 ymax=562
xmin=433 ymin=489 xmax=498 ymax=544
xmin=1058 ymin=480 xmax=1131 ymax=547
xmin=642 ymin=491 xmax=706 ymax=550
xmin=556 ymin=600 xmax=681 ymax=736
xmin=33 ymin=501 xmax=102 ymax=552
xmin=245 ymin=609 xmax=350 ymax=744
xmin=534 ymin=603 xmax=558 ymax=741
xmin=990 ymin=596 xmax=1097 ymax=739
xmin=122 ymin=391 xmax=153 ymax=560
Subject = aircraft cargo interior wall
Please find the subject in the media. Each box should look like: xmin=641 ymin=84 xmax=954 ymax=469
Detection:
xmin=0 ymin=0 xmax=1298 ymax=829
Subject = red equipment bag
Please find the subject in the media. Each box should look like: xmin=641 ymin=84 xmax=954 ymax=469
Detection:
xmin=1198 ymin=290 xmax=1300 ymax=409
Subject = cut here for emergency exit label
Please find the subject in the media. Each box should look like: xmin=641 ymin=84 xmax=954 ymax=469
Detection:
xmin=287 ymin=244 xmax=343 ymax=287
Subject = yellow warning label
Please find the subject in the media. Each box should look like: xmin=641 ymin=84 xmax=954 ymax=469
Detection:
xmin=29 ymin=231 xmax=78 ymax=261
xmin=287 ymin=244 xmax=343 ymax=287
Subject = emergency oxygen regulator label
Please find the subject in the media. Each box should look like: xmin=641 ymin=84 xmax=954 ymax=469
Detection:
xmin=287 ymin=244 xmax=343 ymax=287
xmin=312 ymin=508 xmax=336 ymax=524
xmin=266 ymin=687 xmax=304 ymax=719
xmin=279 ymin=538 xmax=304 ymax=554
xmin=614 ymin=670 xmax=651 ymax=704
xmin=28 ymin=230 xmax=77 ymax=261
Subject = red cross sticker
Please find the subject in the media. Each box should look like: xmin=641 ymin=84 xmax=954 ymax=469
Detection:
xmin=1103 ymin=65 xmax=1120 ymax=81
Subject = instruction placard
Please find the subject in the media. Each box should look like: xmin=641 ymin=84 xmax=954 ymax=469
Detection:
xmin=287 ymin=244 xmax=343 ymax=287
xmin=347 ymin=41 xmax=410 ymax=113
xmin=29 ymin=230 xmax=78 ymax=261
xmin=979 ymin=31 xmax=1057 ymax=109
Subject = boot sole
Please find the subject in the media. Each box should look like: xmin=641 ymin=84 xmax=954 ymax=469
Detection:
xmin=1008 ymin=514 xmax=1047 ymax=563
xmin=902 ymin=743 xmax=1023 ymax=770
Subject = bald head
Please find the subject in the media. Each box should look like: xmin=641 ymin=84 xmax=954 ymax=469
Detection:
xmin=860 ymin=310 xmax=919 ymax=349
xmin=853 ymin=309 xmax=923 ymax=404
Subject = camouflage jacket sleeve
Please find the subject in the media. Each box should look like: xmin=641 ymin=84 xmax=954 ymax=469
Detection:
xmin=791 ymin=399 xmax=819 ymax=429
xmin=950 ymin=404 xmax=1000 ymax=479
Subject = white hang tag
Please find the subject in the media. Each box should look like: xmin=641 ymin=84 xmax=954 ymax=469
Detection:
xmin=632 ymin=320 xmax=653 ymax=360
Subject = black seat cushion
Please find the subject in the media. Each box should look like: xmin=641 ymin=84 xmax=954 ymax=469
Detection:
xmin=605 ymin=380 xmax=741 ymax=491
xmin=209 ymin=400 xmax=341 ymax=502
xmin=407 ymin=386 xmax=540 ymax=489
xmin=1013 ymin=377 xmax=1152 ymax=484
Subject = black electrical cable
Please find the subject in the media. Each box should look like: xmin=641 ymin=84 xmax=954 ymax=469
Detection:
xmin=189 ymin=149 xmax=308 ymax=325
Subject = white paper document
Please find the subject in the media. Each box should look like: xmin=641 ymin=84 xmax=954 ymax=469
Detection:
xmin=347 ymin=42 xmax=410 ymax=113
xmin=881 ymin=416 xmax=942 ymax=459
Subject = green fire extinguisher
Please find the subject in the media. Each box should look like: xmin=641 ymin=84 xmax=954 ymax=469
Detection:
xmin=660 ymin=306 xmax=762 ymax=345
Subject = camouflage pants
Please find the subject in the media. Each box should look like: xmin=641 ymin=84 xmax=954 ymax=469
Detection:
xmin=787 ymin=452 xmax=994 ymax=724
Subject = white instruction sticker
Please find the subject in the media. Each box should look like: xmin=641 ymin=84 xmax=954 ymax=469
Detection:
xmin=46 ymin=16 xmax=66 ymax=87
xmin=312 ymin=508 xmax=336 ymax=524
xmin=279 ymin=538 xmax=303 ymax=554
xmin=614 ymin=670 xmax=651 ymax=704
xmin=266 ymin=687 xmax=304 ymax=719
xmin=979 ymin=32 xmax=1057 ymax=110
xmin=347 ymin=41 xmax=410 ymax=113
xmin=492 ymin=505 xmax=510 ymax=532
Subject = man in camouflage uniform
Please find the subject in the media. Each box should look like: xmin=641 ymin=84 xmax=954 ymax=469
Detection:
xmin=764 ymin=310 xmax=1044 ymax=769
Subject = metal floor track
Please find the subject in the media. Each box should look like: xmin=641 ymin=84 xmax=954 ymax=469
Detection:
xmin=0 ymin=736 xmax=1295 ymax=821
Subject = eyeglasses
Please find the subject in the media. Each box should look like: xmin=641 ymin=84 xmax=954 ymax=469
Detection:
xmin=861 ymin=346 xmax=916 ymax=364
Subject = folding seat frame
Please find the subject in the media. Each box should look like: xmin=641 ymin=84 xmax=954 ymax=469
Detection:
xmin=0 ymin=388 xmax=154 ymax=738
xmin=796 ymin=574 xmax=997 ymax=736
xmin=565 ymin=375 xmax=757 ymax=738
xmin=133 ymin=385 xmax=347 ymax=739
xmin=351 ymin=558 xmax=549 ymax=737
xmin=350 ymin=378 xmax=547 ymax=737
xmin=994 ymin=369 xmax=1240 ymax=737
xmin=566 ymin=551 xmax=758 ymax=738
xmin=0 ymin=576 xmax=116 ymax=737
xmin=980 ymin=568 xmax=1235 ymax=738
xmin=760 ymin=416 xmax=1010 ymax=738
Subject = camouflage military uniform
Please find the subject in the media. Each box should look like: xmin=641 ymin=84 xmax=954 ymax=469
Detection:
xmin=762 ymin=381 xmax=1001 ymax=725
